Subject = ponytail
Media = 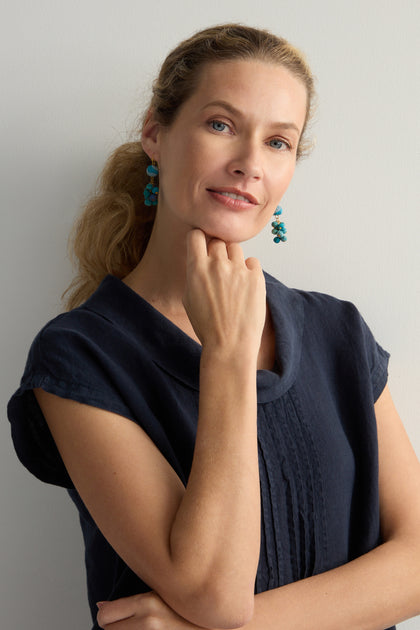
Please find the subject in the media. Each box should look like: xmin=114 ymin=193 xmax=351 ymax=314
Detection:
xmin=63 ymin=141 xmax=156 ymax=310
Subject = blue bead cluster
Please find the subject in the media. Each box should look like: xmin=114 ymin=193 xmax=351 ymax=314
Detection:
xmin=271 ymin=206 xmax=287 ymax=243
xmin=144 ymin=163 xmax=159 ymax=206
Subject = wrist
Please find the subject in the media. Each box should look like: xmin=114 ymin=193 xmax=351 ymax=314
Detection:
xmin=200 ymin=344 xmax=258 ymax=372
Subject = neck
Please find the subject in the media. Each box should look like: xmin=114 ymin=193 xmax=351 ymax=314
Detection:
xmin=122 ymin=209 xmax=192 ymax=315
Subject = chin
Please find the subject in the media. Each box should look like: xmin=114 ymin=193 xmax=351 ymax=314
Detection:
xmin=197 ymin=222 xmax=255 ymax=244
xmin=202 ymin=230 xmax=246 ymax=244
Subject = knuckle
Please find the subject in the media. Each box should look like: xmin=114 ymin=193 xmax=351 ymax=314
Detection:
xmin=208 ymin=238 xmax=226 ymax=254
xmin=144 ymin=614 xmax=163 ymax=630
xmin=208 ymin=256 xmax=225 ymax=272
xmin=96 ymin=609 xmax=110 ymax=627
xmin=245 ymin=256 xmax=260 ymax=266
xmin=144 ymin=591 xmax=159 ymax=608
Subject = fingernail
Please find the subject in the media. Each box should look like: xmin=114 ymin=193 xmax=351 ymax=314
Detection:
xmin=96 ymin=601 xmax=106 ymax=608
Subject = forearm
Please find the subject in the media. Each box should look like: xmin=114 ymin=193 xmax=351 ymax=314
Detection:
xmin=244 ymin=537 xmax=420 ymax=630
xmin=96 ymin=538 xmax=420 ymax=630
xmin=170 ymin=348 xmax=260 ymax=618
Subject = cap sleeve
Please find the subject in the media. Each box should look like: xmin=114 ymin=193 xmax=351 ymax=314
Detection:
xmin=7 ymin=316 xmax=135 ymax=489
xmin=301 ymin=289 xmax=390 ymax=405
xmin=344 ymin=303 xmax=390 ymax=403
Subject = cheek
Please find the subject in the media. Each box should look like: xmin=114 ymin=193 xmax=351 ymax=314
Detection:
xmin=189 ymin=137 xmax=217 ymax=167
xmin=276 ymin=162 xmax=296 ymax=194
xmin=172 ymin=136 xmax=209 ymax=177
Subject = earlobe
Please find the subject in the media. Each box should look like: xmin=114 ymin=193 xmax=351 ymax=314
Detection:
xmin=141 ymin=110 xmax=161 ymax=160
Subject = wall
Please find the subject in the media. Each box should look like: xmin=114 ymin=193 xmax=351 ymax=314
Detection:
xmin=1 ymin=0 xmax=418 ymax=627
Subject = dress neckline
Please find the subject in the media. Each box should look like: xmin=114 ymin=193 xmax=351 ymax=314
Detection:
xmin=82 ymin=273 xmax=305 ymax=402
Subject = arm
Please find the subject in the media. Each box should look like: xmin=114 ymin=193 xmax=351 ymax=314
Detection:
xmin=97 ymin=385 xmax=420 ymax=630
xmin=242 ymin=385 xmax=420 ymax=629
xmin=36 ymin=232 xmax=266 ymax=629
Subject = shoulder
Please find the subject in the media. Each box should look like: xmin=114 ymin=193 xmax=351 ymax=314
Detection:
xmin=7 ymin=279 xmax=152 ymax=487
xmin=13 ymin=276 xmax=156 ymax=419
xmin=264 ymin=271 xmax=389 ymax=397
xmin=264 ymin=269 xmax=367 ymax=334
xmin=24 ymin=309 xmax=116 ymax=387
xmin=29 ymin=276 xmax=153 ymax=377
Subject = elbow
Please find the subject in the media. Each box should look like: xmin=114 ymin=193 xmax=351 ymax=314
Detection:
xmin=189 ymin=579 xmax=255 ymax=629
xmin=218 ymin=597 xmax=255 ymax=629
xmin=209 ymin=596 xmax=254 ymax=629
xmin=166 ymin=573 xmax=254 ymax=629
xmin=161 ymin=549 xmax=256 ymax=627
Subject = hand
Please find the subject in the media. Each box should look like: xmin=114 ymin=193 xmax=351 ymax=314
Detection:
xmin=183 ymin=229 xmax=266 ymax=359
xmin=96 ymin=591 xmax=203 ymax=629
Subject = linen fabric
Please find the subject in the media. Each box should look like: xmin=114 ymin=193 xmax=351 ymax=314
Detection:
xmin=7 ymin=273 xmax=394 ymax=629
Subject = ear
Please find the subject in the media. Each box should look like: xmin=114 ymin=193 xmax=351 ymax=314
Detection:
xmin=141 ymin=109 xmax=161 ymax=161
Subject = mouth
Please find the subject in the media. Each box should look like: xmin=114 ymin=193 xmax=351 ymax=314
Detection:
xmin=207 ymin=187 xmax=258 ymax=205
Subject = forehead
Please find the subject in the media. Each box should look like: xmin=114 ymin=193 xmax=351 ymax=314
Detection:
xmin=186 ymin=59 xmax=307 ymax=129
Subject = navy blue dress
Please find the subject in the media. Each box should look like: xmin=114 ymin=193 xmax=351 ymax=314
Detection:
xmin=7 ymin=273 xmax=395 ymax=629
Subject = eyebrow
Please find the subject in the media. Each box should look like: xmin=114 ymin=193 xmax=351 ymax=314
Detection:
xmin=201 ymin=100 xmax=301 ymax=135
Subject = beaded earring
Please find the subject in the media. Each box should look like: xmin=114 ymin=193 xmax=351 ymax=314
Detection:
xmin=143 ymin=160 xmax=159 ymax=206
xmin=271 ymin=206 xmax=287 ymax=243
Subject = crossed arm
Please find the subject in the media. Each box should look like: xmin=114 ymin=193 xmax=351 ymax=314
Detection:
xmin=99 ymin=388 xmax=420 ymax=629
xmin=97 ymin=388 xmax=420 ymax=630
xmin=35 ymin=383 xmax=420 ymax=630
xmin=34 ymin=232 xmax=420 ymax=629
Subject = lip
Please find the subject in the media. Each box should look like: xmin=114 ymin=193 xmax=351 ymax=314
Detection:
xmin=207 ymin=187 xmax=259 ymax=205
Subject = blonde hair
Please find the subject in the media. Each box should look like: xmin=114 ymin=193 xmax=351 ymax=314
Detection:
xmin=63 ymin=23 xmax=316 ymax=310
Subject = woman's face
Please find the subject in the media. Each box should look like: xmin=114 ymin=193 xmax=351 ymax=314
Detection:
xmin=145 ymin=59 xmax=307 ymax=244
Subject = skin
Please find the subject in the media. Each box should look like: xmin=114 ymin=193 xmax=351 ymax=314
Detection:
xmin=37 ymin=60 xmax=308 ymax=628
xmin=123 ymin=59 xmax=306 ymax=335
xmin=96 ymin=386 xmax=420 ymax=630
xmin=35 ymin=59 xmax=420 ymax=629
xmin=148 ymin=60 xmax=305 ymax=244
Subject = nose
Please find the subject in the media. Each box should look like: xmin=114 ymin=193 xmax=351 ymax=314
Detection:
xmin=227 ymin=137 xmax=263 ymax=180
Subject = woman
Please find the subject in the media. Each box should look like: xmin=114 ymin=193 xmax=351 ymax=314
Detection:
xmin=7 ymin=24 xmax=420 ymax=630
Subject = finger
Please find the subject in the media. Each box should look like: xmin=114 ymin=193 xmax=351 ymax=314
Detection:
xmin=186 ymin=229 xmax=207 ymax=262
xmin=97 ymin=595 xmax=142 ymax=627
xmin=207 ymin=238 xmax=228 ymax=259
xmin=245 ymin=256 xmax=262 ymax=271
xmin=226 ymin=242 xmax=245 ymax=263
xmin=101 ymin=616 xmax=138 ymax=630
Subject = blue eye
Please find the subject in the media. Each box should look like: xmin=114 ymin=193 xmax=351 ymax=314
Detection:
xmin=211 ymin=120 xmax=228 ymax=132
xmin=269 ymin=138 xmax=288 ymax=150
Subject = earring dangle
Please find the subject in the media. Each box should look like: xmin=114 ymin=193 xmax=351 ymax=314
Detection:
xmin=271 ymin=206 xmax=287 ymax=243
xmin=144 ymin=160 xmax=159 ymax=206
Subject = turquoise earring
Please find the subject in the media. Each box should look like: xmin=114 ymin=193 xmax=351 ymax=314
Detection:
xmin=271 ymin=206 xmax=287 ymax=243
xmin=144 ymin=160 xmax=159 ymax=206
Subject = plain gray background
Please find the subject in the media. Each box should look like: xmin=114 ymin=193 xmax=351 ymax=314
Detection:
xmin=1 ymin=1 xmax=419 ymax=628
